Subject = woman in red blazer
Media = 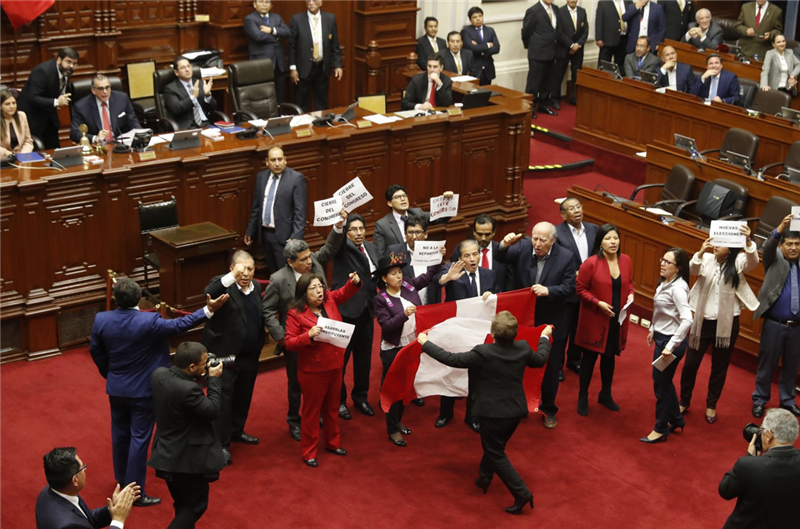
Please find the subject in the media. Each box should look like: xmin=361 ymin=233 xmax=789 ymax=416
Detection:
xmin=285 ymin=271 xmax=361 ymax=467
xmin=575 ymin=224 xmax=634 ymax=417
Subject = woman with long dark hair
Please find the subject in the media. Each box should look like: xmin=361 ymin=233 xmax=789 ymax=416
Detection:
xmin=640 ymin=248 xmax=692 ymax=443
xmin=679 ymin=226 xmax=759 ymax=424
xmin=0 ymin=89 xmax=33 ymax=157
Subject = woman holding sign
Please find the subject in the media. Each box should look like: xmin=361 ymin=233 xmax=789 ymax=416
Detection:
xmin=679 ymin=225 xmax=759 ymax=424
xmin=285 ymin=271 xmax=361 ymax=467
xmin=640 ymin=248 xmax=692 ymax=444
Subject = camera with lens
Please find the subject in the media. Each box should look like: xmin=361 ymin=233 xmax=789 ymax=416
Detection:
xmin=207 ymin=353 xmax=236 ymax=369
xmin=743 ymin=423 xmax=763 ymax=453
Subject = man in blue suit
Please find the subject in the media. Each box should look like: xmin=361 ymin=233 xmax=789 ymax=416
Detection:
xmin=657 ymin=45 xmax=696 ymax=93
xmin=461 ymin=6 xmax=500 ymax=86
xmin=690 ymin=53 xmax=741 ymax=104
xmin=69 ymin=75 xmax=141 ymax=145
xmin=623 ymin=0 xmax=666 ymax=53
xmin=243 ymin=0 xmax=291 ymax=103
xmin=89 ymin=278 xmax=228 ymax=507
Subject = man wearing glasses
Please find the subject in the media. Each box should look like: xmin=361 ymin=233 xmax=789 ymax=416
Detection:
xmin=69 ymin=74 xmax=141 ymax=145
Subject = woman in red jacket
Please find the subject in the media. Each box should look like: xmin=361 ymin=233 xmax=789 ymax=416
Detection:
xmin=575 ymin=224 xmax=634 ymax=417
xmin=285 ymin=271 xmax=361 ymax=467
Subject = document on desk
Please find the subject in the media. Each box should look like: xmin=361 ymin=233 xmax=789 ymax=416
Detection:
xmin=791 ymin=206 xmax=800 ymax=231
xmin=148 ymin=135 xmax=170 ymax=147
xmin=290 ymin=115 xmax=315 ymax=128
xmin=450 ymin=75 xmax=478 ymax=82
xmin=182 ymin=50 xmax=211 ymax=60
xmin=248 ymin=119 xmax=268 ymax=127
xmin=394 ymin=110 xmax=424 ymax=119
xmin=363 ymin=114 xmax=401 ymax=124
xmin=642 ymin=207 xmax=673 ymax=216
xmin=652 ymin=353 xmax=676 ymax=372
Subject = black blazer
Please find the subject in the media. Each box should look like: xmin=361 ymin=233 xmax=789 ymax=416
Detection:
xmin=332 ymin=238 xmax=380 ymax=319
xmin=436 ymin=265 xmax=498 ymax=302
xmin=69 ymin=92 xmax=141 ymax=143
xmin=35 ymin=486 xmax=111 ymax=529
xmin=441 ymin=49 xmax=475 ymax=77
xmin=555 ymin=5 xmax=589 ymax=59
xmin=163 ymin=77 xmax=218 ymax=130
xmin=719 ymin=446 xmax=800 ymax=529
xmin=421 ymin=338 xmax=550 ymax=418
xmin=373 ymin=206 xmax=448 ymax=258
xmin=289 ymin=11 xmax=343 ymax=79
xmin=18 ymin=59 xmax=69 ymax=139
xmin=148 ymin=366 xmax=226 ymax=475
xmin=449 ymin=240 xmax=512 ymax=293
xmin=555 ymin=221 xmax=599 ymax=273
xmin=461 ymin=25 xmax=500 ymax=81
xmin=522 ymin=2 xmax=559 ymax=62
xmin=657 ymin=62 xmax=697 ymax=93
xmin=416 ymin=35 xmax=447 ymax=71
xmin=245 ymin=167 xmax=308 ymax=244
xmin=243 ymin=10 xmax=291 ymax=69
xmin=595 ymin=0 xmax=633 ymax=48
xmin=202 ymin=276 xmax=265 ymax=369
xmin=661 ymin=0 xmax=695 ymax=42
xmin=401 ymin=72 xmax=453 ymax=110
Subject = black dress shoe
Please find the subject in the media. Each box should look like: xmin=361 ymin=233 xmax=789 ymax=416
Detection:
xmin=290 ymin=426 xmax=301 ymax=442
xmin=411 ymin=398 xmax=425 ymax=407
xmin=569 ymin=97 xmax=577 ymax=106
xmin=326 ymin=447 xmax=347 ymax=456
xmin=399 ymin=424 xmax=412 ymax=435
xmin=356 ymin=402 xmax=375 ymax=416
xmin=222 ymin=447 xmax=232 ymax=467
xmin=752 ymin=404 xmax=765 ymax=418
xmin=565 ymin=361 xmax=581 ymax=374
xmin=435 ymin=416 xmax=451 ymax=428
xmin=133 ymin=495 xmax=161 ymax=508
xmin=538 ymin=106 xmax=558 ymax=116
xmin=531 ymin=110 xmax=537 ymax=119
xmin=552 ymin=101 xmax=561 ymax=110
xmin=338 ymin=404 xmax=351 ymax=420
xmin=505 ymin=491 xmax=534 ymax=515
xmin=577 ymin=395 xmax=589 ymax=417
xmin=475 ymin=476 xmax=492 ymax=494
xmin=542 ymin=415 xmax=558 ymax=429
xmin=558 ymin=370 xmax=565 ymax=382
xmin=467 ymin=421 xmax=481 ymax=433
xmin=231 ymin=432 xmax=259 ymax=445
xmin=304 ymin=459 xmax=318 ymax=468
xmin=781 ymin=404 xmax=800 ymax=417
xmin=389 ymin=436 xmax=407 ymax=447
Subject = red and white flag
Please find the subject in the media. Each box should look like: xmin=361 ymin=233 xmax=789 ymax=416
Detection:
xmin=1 ymin=1 xmax=55 ymax=30
xmin=380 ymin=288 xmax=549 ymax=414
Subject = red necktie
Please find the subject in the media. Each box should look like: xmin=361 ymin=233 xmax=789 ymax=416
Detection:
xmin=102 ymin=102 xmax=113 ymax=142
xmin=481 ymin=248 xmax=489 ymax=269
xmin=428 ymin=82 xmax=436 ymax=107
xmin=755 ymin=6 xmax=761 ymax=27
xmin=359 ymin=246 xmax=366 ymax=256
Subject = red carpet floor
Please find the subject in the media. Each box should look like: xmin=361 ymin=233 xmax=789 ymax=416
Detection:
xmin=532 ymin=102 xmax=577 ymax=137
xmin=2 ymin=323 xmax=795 ymax=528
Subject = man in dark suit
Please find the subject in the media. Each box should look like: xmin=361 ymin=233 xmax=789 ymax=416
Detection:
xmin=289 ymin=0 xmax=343 ymax=112
xmin=148 ymin=342 xmax=227 ymax=529
xmin=690 ymin=53 xmax=741 ymax=104
xmin=657 ymin=45 xmax=696 ymax=92
xmin=719 ymin=408 xmax=800 ymax=528
xmin=497 ymin=222 xmax=576 ymax=429
xmin=263 ymin=220 xmax=346 ymax=442
xmin=682 ymin=8 xmax=724 ymax=50
xmin=596 ymin=0 xmax=633 ymax=68
xmin=522 ymin=0 xmax=559 ymax=119
xmin=69 ymin=74 xmax=141 ymax=145
xmin=623 ymin=0 xmax=666 ymax=53
xmin=415 ymin=16 xmax=447 ymax=71
xmin=623 ymin=36 xmax=662 ymax=78
xmin=163 ymin=56 xmax=217 ymax=130
xmin=441 ymin=31 xmax=474 ymax=77
xmin=461 ymin=6 xmax=500 ymax=86
xmin=333 ymin=213 xmax=380 ymax=419
xmin=401 ymin=54 xmax=453 ymax=111
xmin=373 ymin=184 xmax=453 ymax=258
xmin=662 ymin=0 xmax=695 ymax=42
xmin=555 ymin=198 xmax=598 ymax=375
xmin=553 ymin=0 xmax=588 ymax=108
xmin=90 ymin=278 xmax=227 ymax=508
xmin=243 ymin=0 xmax=291 ymax=103
xmin=35 ymin=447 xmax=138 ymax=529
xmin=449 ymin=214 xmax=512 ymax=294
xmin=244 ymin=146 xmax=308 ymax=275
xmin=202 ymin=251 xmax=264 ymax=462
xmin=18 ymin=47 xmax=78 ymax=149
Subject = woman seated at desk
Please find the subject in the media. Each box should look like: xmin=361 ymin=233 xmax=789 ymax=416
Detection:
xmin=1 ymin=89 xmax=33 ymax=157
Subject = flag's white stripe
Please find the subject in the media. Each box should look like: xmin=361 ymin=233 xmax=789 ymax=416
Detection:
xmin=455 ymin=294 xmax=498 ymax=320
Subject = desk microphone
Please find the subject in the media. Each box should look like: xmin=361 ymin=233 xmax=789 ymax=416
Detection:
xmin=593 ymin=184 xmax=630 ymax=212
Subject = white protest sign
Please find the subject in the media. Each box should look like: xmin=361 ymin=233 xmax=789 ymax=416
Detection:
xmin=315 ymin=317 xmax=356 ymax=349
xmin=313 ymin=196 xmax=343 ymax=227
xmin=410 ymin=240 xmax=446 ymax=266
xmin=429 ymin=193 xmax=459 ymax=221
xmin=335 ymin=177 xmax=373 ymax=212
xmin=709 ymin=220 xmax=746 ymax=248
xmin=792 ymin=206 xmax=800 ymax=231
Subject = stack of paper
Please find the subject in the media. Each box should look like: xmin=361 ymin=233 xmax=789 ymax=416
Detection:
xmin=451 ymin=75 xmax=478 ymax=82
xmin=363 ymin=114 xmax=402 ymax=124
xmin=290 ymin=115 xmax=315 ymax=128
xmin=200 ymin=67 xmax=226 ymax=78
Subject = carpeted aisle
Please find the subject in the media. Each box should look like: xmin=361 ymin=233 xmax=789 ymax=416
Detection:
xmin=2 ymin=323 xmax=791 ymax=528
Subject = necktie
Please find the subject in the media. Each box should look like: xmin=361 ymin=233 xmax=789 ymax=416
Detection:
xmin=185 ymin=82 xmax=206 ymax=126
xmin=101 ymin=102 xmax=113 ymax=142
xmin=399 ymin=215 xmax=408 ymax=232
xmin=479 ymin=27 xmax=484 ymax=43
xmin=791 ymin=263 xmax=799 ymax=315
xmin=428 ymin=82 xmax=436 ymax=106
xmin=481 ymin=248 xmax=489 ymax=269
xmin=546 ymin=7 xmax=552 ymax=24
xmin=571 ymin=9 xmax=577 ymax=31
xmin=638 ymin=57 xmax=643 ymax=71
xmin=60 ymin=76 xmax=67 ymax=95
xmin=359 ymin=245 xmax=367 ymax=257
xmin=755 ymin=6 xmax=762 ymax=28
xmin=709 ymin=75 xmax=719 ymax=100
xmin=455 ymin=53 xmax=462 ymax=75
xmin=678 ymin=0 xmax=684 ymax=12
xmin=263 ymin=15 xmax=270 ymax=27
xmin=468 ymin=272 xmax=478 ymax=297
xmin=432 ymin=38 xmax=438 ymax=53
xmin=262 ymin=175 xmax=278 ymax=226
xmin=616 ymin=1 xmax=625 ymax=33
xmin=312 ymin=16 xmax=320 ymax=60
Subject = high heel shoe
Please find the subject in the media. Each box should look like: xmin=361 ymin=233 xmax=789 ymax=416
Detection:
xmin=669 ymin=418 xmax=686 ymax=433
xmin=598 ymin=391 xmax=620 ymax=412
xmin=705 ymin=409 xmax=717 ymax=424
xmin=475 ymin=476 xmax=491 ymax=494
xmin=505 ymin=491 xmax=534 ymax=515
xmin=639 ymin=431 xmax=669 ymax=444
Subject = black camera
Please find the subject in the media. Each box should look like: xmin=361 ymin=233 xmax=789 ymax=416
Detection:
xmin=207 ymin=353 xmax=236 ymax=369
xmin=743 ymin=423 xmax=763 ymax=453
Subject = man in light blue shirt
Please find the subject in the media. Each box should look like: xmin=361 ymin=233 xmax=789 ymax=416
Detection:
xmin=163 ymin=56 xmax=218 ymax=130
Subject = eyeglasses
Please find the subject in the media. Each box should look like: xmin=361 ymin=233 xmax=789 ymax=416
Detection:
xmin=347 ymin=226 xmax=366 ymax=233
xmin=307 ymin=284 xmax=324 ymax=292
xmin=406 ymin=230 xmax=425 ymax=238
xmin=73 ymin=463 xmax=87 ymax=477
xmin=391 ymin=193 xmax=408 ymax=200
xmin=92 ymin=85 xmax=111 ymax=92
xmin=564 ymin=204 xmax=582 ymax=213
xmin=660 ymin=258 xmax=677 ymax=266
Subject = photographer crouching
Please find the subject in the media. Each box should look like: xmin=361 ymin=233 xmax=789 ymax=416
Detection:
xmin=719 ymin=408 xmax=800 ymax=528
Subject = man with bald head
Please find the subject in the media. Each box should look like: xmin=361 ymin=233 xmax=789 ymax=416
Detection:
xmin=682 ymin=8 xmax=723 ymax=51
xmin=498 ymin=222 xmax=576 ymax=429
xmin=657 ymin=45 xmax=696 ymax=92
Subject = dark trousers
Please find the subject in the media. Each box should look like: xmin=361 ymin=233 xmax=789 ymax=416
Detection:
xmin=341 ymin=309 xmax=373 ymax=405
xmin=578 ymin=350 xmax=616 ymax=397
xmin=478 ymin=69 xmax=493 ymax=86
xmin=109 ymin=396 xmax=155 ymax=494
xmin=479 ymin=416 xmax=529 ymax=499
xmin=752 ymin=319 xmax=800 ymax=407
xmin=162 ymin=473 xmax=210 ymax=529
xmin=380 ymin=346 xmax=405 ymax=435
xmin=652 ymin=332 xmax=688 ymax=434
xmin=284 ymin=348 xmax=302 ymax=429
xmin=40 ymin=121 xmax=60 ymax=150
xmin=525 ymin=58 xmax=555 ymax=108
xmin=540 ymin=337 xmax=567 ymax=417
xmin=564 ymin=301 xmax=583 ymax=367
xmin=215 ymin=362 xmax=258 ymax=446
xmin=552 ymin=51 xmax=583 ymax=102
xmin=439 ymin=396 xmax=476 ymax=423
xmin=680 ymin=317 xmax=740 ymax=409
xmin=298 ymin=367 xmax=341 ymax=460
xmin=274 ymin=69 xmax=286 ymax=105
xmin=261 ymin=227 xmax=285 ymax=276
xmin=295 ymin=62 xmax=330 ymax=112
xmin=598 ymin=38 xmax=628 ymax=67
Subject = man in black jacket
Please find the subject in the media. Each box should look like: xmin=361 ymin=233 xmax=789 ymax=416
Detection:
xmin=552 ymin=0 xmax=588 ymax=108
xmin=401 ymin=54 xmax=453 ymax=111
xmin=441 ymin=31 xmax=475 ymax=77
xmin=662 ymin=0 xmax=695 ymax=42
xmin=243 ymin=0 xmax=292 ymax=103
xmin=163 ymin=56 xmax=217 ymax=130
xmin=415 ymin=16 xmax=447 ymax=71
xmin=522 ymin=0 xmax=559 ymax=119
xmin=596 ymin=0 xmax=633 ymax=67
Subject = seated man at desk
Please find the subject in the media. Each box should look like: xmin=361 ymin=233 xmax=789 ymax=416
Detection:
xmin=623 ymin=36 xmax=661 ymax=78
xmin=70 ymin=74 xmax=141 ymax=145
xmin=401 ymin=53 xmax=453 ymax=111
xmin=164 ymin=56 xmax=217 ymax=130
xmin=690 ymin=53 xmax=741 ymax=104
xmin=682 ymin=8 xmax=723 ymax=51
xmin=657 ymin=45 xmax=696 ymax=92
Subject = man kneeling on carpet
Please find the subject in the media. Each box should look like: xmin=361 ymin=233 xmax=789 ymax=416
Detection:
xmin=417 ymin=313 xmax=551 ymax=515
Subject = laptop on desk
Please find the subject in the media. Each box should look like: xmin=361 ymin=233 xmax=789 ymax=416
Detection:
xmin=461 ymin=89 xmax=492 ymax=109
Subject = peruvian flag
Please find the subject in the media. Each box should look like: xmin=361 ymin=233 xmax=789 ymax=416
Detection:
xmin=2 ymin=1 xmax=55 ymax=30
xmin=380 ymin=288 xmax=549 ymax=414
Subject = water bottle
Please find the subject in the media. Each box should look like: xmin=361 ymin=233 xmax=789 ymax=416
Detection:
xmin=754 ymin=54 xmax=759 ymax=62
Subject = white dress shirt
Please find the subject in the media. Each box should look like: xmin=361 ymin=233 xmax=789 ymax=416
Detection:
xmin=381 ymin=295 xmax=417 ymax=350
xmin=392 ymin=211 xmax=407 ymax=241
xmin=541 ymin=0 xmax=557 ymax=29
xmin=51 ymin=489 xmax=125 ymax=528
xmin=568 ymin=223 xmax=589 ymax=262
xmin=638 ymin=2 xmax=650 ymax=37
xmin=358 ymin=245 xmax=376 ymax=273
xmin=428 ymin=35 xmax=440 ymax=53
xmin=652 ymin=277 xmax=693 ymax=351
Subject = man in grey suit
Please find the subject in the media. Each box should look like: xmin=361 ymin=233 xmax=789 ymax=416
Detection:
xmin=262 ymin=219 xmax=346 ymax=441
xmin=751 ymin=215 xmax=800 ymax=418
xmin=441 ymin=31 xmax=474 ymax=77
xmin=163 ymin=56 xmax=218 ymax=130
xmin=245 ymin=146 xmax=308 ymax=275
xmin=682 ymin=8 xmax=724 ymax=50
xmin=623 ymin=36 xmax=661 ymax=78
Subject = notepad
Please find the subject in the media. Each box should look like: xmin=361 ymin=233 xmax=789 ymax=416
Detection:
xmin=652 ymin=353 xmax=676 ymax=372
xmin=16 ymin=152 xmax=45 ymax=163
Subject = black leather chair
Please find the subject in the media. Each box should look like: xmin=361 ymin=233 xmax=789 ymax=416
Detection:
xmin=737 ymin=78 xmax=759 ymax=108
xmin=674 ymin=178 xmax=749 ymax=228
xmin=629 ymin=164 xmax=696 ymax=214
xmin=751 ymin=88 xmax=792 ymax=116
xmin=227 ymin=59 xmax=302 ymax=124
xmin=31 ymin=135 xmax=45 ymax=151
xmin=756 ymin=140 xmax=800 ymax=179
xmin=741 ymin=195 xmax=798 ymax=247
xmin=713 ymin=18 xmax=740 ymax=47
xmin=152 ymin=67 xmax=230 ymax=133
xmin=138 ymin=196 xmax=179 ymax=299
xmin=699 ymin=127 xmax=759 ymax=165
xmin=69 ymin=76 xmax=124 ymax=120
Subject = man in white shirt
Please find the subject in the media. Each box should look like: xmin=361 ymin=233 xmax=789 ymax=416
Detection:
xmin=657 ymin=45 xmax=696 ymax=92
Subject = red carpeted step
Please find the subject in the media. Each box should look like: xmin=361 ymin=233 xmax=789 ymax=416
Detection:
xmin=532 ymin=102 xmax=577 ymax=137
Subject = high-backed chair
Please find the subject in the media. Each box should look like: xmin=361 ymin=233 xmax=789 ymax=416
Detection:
xmin=674 ymin=178 xmax=749 ymax=228
xmin=742 ymin=196 xmax=798 ymax=247
xmin=751 ymin=89 xmax=792 ymax=116
xmin=713 ymin=17 xmax=740 ymax=47
xmin=69 ymin=75 xmax=123 ymax=119
xmin=756 ymin=141 xmax=800 ymax=179
xmin=138 ymin=196 xmax=179 ymax=299
xmin=126 ymin=60 xmax=157 ymax=128
xmin=357 ymin=94 xmax=387 ymax=114
xmin=227 ymin=59 xmax=302 ymax=124
xmin=699 ymin=127 xmax=759 ymax=164
xmin=629 ymin=164 xmax=696 ymax=214
xmin=153 ymin=66 xmax=230 ymax=132
xmin=737 ymin=78 xmax=759 ymax=108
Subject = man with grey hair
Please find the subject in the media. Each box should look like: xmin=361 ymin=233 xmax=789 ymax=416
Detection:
xmin=262 ymin=212 xmax=347 ymax=441
xmin=719 ymin=408 xmax=800 ymax=528
xmin=498 ymin=222 xmax=576 ymax=429
xmin=681 ymin=8 xmax=724 ymax=51
xmin=69 ymin=73 xmax=141 ymax=144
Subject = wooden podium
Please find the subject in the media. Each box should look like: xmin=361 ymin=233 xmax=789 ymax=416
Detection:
xmin=150 ymin=222 xmax=238 ymax=311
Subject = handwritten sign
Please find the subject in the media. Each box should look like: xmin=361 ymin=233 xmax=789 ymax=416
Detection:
xmin=315 ymin=317 xmax=356 ymax=348
xmin=429 ymin=193 xmax=459 ymax=221
xmin=313 ymin=196 xmax=343 ymax=227
xmin=792 ymin=206 xmax=800 ymax=231
xmin=410 ymin=240 xmax=445 ymax=266
xmin=335 ymin=177 xmax=373 ymax=212
xmin=709 ymin=220 xmax=746 ymax=248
